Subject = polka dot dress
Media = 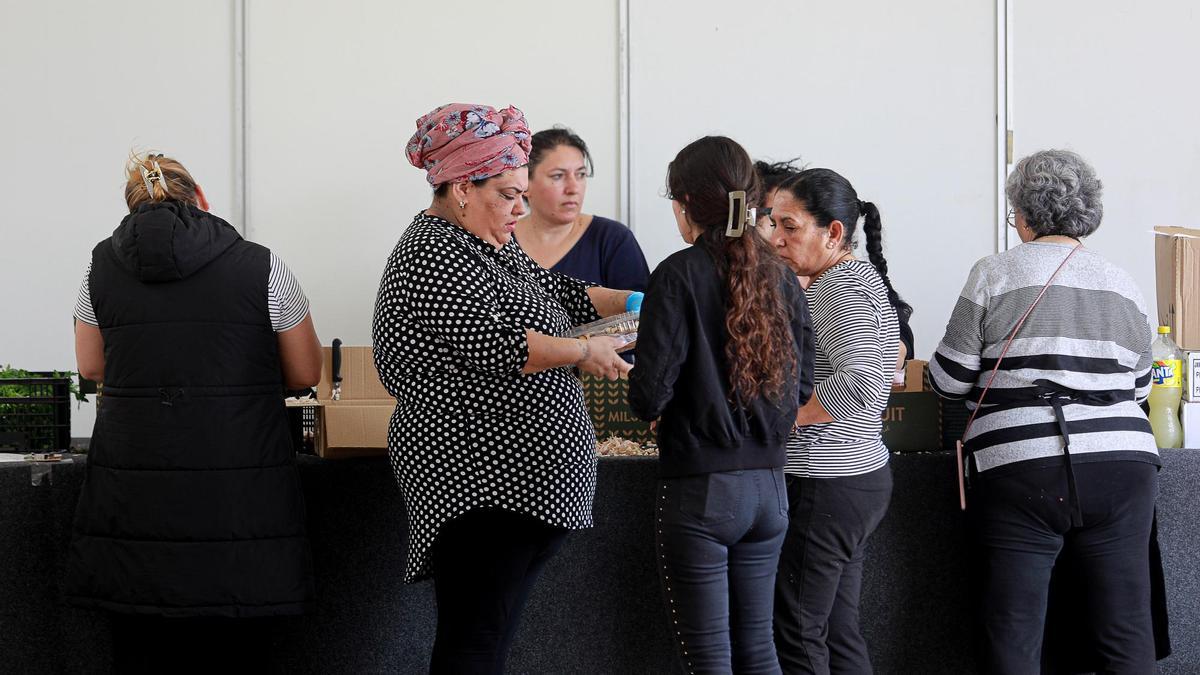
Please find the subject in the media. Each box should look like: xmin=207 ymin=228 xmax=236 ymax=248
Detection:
xmin=372 ymin=212 xmax=602 ymax=583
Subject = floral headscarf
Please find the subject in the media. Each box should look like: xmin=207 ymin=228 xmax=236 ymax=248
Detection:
xmin=406 ymin=103 xmax=531 ymax=187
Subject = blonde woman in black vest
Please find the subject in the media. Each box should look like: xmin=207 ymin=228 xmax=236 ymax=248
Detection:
xmin=69 ymin=153 xmax=322 ymax=671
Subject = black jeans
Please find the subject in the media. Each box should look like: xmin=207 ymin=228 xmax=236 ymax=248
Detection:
xmin=110 ymin=614 xmax=276 ymax=674
xmin=969 ymin=460 xmax=1158 ymax=675
xmin=656 ymin=468 xmax=790 ymax=674
xmin=429 ymin=508 xmax=567 ymax=675
xmin=773 ymin=465 xmax=892 ymax=675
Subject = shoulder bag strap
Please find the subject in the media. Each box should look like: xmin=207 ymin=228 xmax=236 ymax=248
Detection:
xmin=956 ymin=244 xmax=1082 ymax=510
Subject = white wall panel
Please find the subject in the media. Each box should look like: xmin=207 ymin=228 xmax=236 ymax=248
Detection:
xmin=0 ymin=0 xmax=237 ymax=435
xmin=245 ymin=0 xmax=621 ymax=347
xmin=629 ymin=0 xmax=998 ymax=357
xmin=1012 ymin=0 xmax=1200 ymax=320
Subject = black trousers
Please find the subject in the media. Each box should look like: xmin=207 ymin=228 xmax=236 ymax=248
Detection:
xmin=969 ymin=460 xmax=1158 ymax=675
xmin=429 ymin=508 xmax=567 ymax=675
xmin=656 ymin=468 xmax=790 ymax=674
xmin=110 ymin=613 xmax=276 ymax=674
xmin=773 ymin=465 xmax=892 ymax=675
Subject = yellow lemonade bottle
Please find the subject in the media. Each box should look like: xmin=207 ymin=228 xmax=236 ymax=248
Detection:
xmin=1149 ymin=326 xmax=1183 ymax=448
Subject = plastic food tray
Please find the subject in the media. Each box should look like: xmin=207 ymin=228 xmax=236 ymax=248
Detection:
xmin=564 ymin=311 xmax=639 ymax=351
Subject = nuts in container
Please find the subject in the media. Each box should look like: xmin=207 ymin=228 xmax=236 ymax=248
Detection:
xmin=564 ymin=311 xmax=640 ymax=352
xmin=596 ymin=435 xmax=658 ymax=457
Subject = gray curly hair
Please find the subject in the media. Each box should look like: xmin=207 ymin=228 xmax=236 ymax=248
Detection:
xmin=1005 ymin=149 xmax=1103 ymax=239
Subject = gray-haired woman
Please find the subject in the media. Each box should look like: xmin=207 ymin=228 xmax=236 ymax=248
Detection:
xmin=930 ymin=149 xmax=1162 ymax=674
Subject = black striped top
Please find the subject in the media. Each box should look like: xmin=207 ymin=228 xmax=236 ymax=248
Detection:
xmin=929 ymin=242 xmax=1159 ymax=474
xmin=786 ymin=260 xmax=899 ymax=478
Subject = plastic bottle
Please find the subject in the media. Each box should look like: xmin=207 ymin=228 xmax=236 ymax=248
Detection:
xmin=1149 ymin=325 xmax=1184 ymax=448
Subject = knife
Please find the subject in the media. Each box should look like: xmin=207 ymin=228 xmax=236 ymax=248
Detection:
xmin=331 ymin=338 xmax=343 ymax=401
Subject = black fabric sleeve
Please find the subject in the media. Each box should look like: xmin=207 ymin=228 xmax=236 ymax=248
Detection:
xmin=627 ymin=264 xmax=689 ymax=421
xmin=788 ymin=276 xmax=816 ymax=408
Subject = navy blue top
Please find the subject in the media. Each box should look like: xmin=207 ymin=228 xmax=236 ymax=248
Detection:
xmin=546 ymin=216 xmax=650 ymax=292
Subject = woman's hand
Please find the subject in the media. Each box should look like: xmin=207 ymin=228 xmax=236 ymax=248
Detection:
xmin=794 ymin=394 xmax=834 ymax=428
xmin=576 ymin=336 xmax=633 ymax=380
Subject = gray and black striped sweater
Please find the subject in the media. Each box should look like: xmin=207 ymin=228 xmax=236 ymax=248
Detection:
xmin=929 ymin=242 xmax=1159 ymax=474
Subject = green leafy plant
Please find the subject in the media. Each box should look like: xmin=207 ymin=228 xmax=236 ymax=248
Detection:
xmin=0 ymin=365 xmax=89 ymax=451
xmin=0 ymin=365 xmax=88 ymax=402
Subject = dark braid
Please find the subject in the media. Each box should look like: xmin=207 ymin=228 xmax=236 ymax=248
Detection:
xmin=860 ymin=201 xmax=912 ymax=322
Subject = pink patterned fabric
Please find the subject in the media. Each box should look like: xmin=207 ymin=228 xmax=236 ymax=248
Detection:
xmin=406 ymin=103 xmax=531 ymax=187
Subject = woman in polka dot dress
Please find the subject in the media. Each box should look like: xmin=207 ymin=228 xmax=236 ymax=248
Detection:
xmin=373 ymin=102 xmax=636 ymax=674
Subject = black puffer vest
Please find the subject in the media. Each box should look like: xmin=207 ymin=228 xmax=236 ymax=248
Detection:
xmin=65 ymin=201 xmax=314 ymax=617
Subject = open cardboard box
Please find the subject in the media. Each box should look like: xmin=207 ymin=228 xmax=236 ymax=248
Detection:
xmin=1154 ymin=226 xmax=1200 ymax=350
xmin=286 ymin=345 xmax=393 ymax=459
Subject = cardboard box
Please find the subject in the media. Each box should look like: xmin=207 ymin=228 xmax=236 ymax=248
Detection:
xmin=1154 ymin=227 xmax=1200 ymax=350
xmin=578 ymin=372 xmax=655 ymax=446
xmin=900 ymin=358 xmax=927 ymax=393
xmin=1182 ymin=401 xmax=1200 ymax=449
xmin=287 ymin=345 xmax=393 ymax=459
xmin=881 ymin=359 xmax=943 ymax=452
xmin=1186 ymin=351 xmax=1200 ymax=402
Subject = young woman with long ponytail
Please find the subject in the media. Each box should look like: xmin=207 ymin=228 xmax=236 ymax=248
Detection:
xmin=629 ymin=136 xmax=815 ymax=674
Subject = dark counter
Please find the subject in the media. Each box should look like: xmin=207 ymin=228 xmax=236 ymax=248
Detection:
xmin=1 ymin=452 xmax=1197 ymax=673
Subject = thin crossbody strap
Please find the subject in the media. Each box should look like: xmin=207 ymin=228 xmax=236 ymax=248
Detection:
xmin=956 ymin=244 xmax=1082 ymax=510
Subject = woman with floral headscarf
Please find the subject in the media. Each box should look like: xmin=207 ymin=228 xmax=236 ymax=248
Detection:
xmin=372 ymin=102 xmax=637 ymax=673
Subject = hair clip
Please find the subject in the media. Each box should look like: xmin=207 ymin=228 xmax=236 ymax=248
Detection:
xmin=141 ymin=159 xmax=166 ymax=196
xmin=725 ymin=190 xmax=753 ymax=238
xmin=140 ymin=164 xmax=155 ymax=194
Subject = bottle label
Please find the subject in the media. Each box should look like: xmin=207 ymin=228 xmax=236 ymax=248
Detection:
xmin=1152 ymin=359 xmax=1182 ymax=387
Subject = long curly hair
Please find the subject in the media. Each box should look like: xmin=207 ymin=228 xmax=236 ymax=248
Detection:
xmin=667 ymin=136 xmax=797 ymax=403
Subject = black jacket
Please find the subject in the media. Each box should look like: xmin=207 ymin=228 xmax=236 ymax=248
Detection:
xmin=629 ymin=244 xmax=814 ymax=477
xmin=65 ymin=201 xmax=314 ymax=617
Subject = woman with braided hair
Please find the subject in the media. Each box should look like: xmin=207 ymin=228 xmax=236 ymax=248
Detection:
xmin=767 ymin=167 xmax=910 ymax=674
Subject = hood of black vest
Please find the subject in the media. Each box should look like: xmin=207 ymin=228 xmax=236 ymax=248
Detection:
xmin=110 ymin=201 xmax=242 ymax=282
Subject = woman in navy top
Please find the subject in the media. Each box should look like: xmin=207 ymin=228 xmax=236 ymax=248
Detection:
xmin=515 ymin=127 xmax=650 ymax=291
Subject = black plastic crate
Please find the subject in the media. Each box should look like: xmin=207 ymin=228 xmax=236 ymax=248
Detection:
xmin=0 ymin=377 xmax=72 ymax=451
xmin=286 ymin=389 xmax=318 ymax=455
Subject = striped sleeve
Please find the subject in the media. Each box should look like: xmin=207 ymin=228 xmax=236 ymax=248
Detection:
xmin=811 ymin=284 xmax=887 ymax=420
xmin=268 ymin=253 xmax=310 ymax=332
xmin=929 ymin=260 xmax=988 ymax=399
xmin=74 ymin=262 xmax=98 ymax=326
xmin=1129 ymin=285 xmax=1155 ymax=403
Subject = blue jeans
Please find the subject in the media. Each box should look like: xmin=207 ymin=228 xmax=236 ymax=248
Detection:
xmin=656 ymin=468 xmax=790 ymax=674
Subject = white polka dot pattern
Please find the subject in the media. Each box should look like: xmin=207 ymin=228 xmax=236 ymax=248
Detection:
xmin=372 ymin=211 xmax=602 ymax=582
